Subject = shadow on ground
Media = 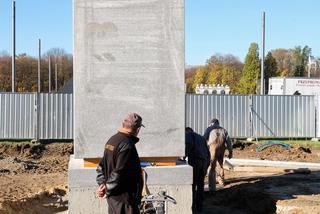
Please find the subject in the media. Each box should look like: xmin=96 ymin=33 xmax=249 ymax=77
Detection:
xmin=200 ymin=171 xmax=320 ymax=214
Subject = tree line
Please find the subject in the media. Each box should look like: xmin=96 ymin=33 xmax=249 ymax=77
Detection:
xmin=0 ymin=48 xmax=72 ymax=92
xmin=186 ymin=43 xmax=313 ymax=94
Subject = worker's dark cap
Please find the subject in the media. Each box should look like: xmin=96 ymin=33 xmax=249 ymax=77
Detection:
xmin=124 ymin=113 xmax=145 ymax=129
xmin=210 ymin=118 xmax=219 ymax=124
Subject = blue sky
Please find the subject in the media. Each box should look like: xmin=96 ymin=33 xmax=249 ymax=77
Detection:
xmin=0 ymin=0 xmax=72 ymax=56
xmin=186 ymin=0 xmax=320 ymax=65
xmin=0 ymin=0 xmax=319 ymax=65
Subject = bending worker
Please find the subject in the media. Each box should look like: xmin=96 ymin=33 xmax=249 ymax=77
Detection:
xmin=203 ymin=118 xmax=232 ymax=192
xmin=185 ymin=127 xmax=210 ymax=212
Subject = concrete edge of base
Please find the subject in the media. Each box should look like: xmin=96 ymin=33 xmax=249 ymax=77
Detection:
xmin=68 ymin=155 xmax=193 ymax=188
xmin=68 ymin=155 xmax=193 ymax=214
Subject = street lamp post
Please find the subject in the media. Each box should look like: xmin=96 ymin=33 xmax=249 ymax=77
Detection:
xmin=38 ymin=39 xmax=41 ymax=93
xmin=261 ymin=11 xmax=266 ymax=95
xmin=12 ymin=0 xmax=16 ymax=92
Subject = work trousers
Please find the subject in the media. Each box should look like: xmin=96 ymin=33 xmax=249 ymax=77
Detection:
xmin=208 ymin=142 xmax=226 ymax=192
xmin=191 ymin=158 xmax=208 ymax=211
xmin=107 ymin=197 xmax=140 ymax=214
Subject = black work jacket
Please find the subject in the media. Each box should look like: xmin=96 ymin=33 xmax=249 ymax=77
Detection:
xmin=96 ymin=131 xmax=143 ymax=205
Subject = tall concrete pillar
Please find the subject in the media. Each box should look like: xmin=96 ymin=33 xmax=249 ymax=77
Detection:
xmin=69 ymin=0 xmax=192 ymax=213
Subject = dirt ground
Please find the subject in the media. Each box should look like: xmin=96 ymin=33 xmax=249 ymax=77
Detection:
xmin=0 ymin=141 xmax=319 ymax=214
xmin=200 ymin=141 xmax=320 ymax=214
xmin=0 ymin=142 xmax=72 ymax=214
xmin=202 ymin=171 xmax=320 ymax=214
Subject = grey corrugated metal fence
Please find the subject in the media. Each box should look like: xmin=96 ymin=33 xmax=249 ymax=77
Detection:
xmin=186 ymin=94 xmax=316 ymax=138
xmin=251 ymin=95 xmax=315 ymax=138
xmin=186 ymin=94 xmax=250 ymax=138
xmin=0 ymin=93 xmax=73 ymax=140
xmin=38 ymin=93 xmax=73 ymax=139
xmin=0 ymin=93 xmax=318 ymax=139
xmin=0 ymin=93 xmax=36 ymax=139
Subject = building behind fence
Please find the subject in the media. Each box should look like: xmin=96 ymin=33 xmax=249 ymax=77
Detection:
xmin=0 ymin=93 xmax=319 ymax=140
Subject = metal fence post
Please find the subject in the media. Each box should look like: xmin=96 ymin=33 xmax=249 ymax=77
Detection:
xmin=316 ymin=96 xmax=320 ymax=139
xmin=249 ymin=95 xmax=253 ymax=138
xmin=34 ymin=92 xmax=39 ymax=142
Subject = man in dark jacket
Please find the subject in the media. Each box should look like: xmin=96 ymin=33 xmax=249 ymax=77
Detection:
xmin=96 ymin=113 xmax=144 ymax=214
xmin=185 ymin=127 xmax=210 ymax=212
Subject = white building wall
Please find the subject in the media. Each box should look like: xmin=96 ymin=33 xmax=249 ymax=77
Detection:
xmin=269 ymin=77 xmax=320 ymax=96
xmin=268 ymin=78 xmax=284 ymax=95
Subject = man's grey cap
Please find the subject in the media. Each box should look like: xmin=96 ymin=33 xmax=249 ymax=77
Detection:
xmin=210 ymin=118 xmax=219 ymax=124
xmin=124 ymin=113 xmax=145 ymax=128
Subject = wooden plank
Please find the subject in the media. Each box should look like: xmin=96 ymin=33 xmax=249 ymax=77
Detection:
xmin=84 ymin=158 xmax=100 ymax=167
xmin=140 ymin=156 xmax=178 ymax=162
xmin=84 ymin=157 xmax=178 ymax=168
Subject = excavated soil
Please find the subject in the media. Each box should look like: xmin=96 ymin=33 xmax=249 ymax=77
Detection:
xmin=233 ymin=141 xmax=320 ymax=162
xmin=0 ymin=142 xmax=72 ymax=214
xmin=0 ymin=141 xmax=319 ymax=214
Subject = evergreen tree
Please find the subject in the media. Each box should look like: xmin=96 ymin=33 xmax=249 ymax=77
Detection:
xmin=293 ymin=45 xmax=311 ymax=77
xmin=264 ymin=52 xmax=277 ymax=94
xmin=238 ymin=43 xmax=260 ymax=94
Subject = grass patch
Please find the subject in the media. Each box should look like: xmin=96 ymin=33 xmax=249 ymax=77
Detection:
xmin=0 ymin=140 xmax=39 ymax=147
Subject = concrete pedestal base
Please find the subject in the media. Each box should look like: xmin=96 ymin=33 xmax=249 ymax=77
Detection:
xmin=68 ymin=156 xmax=193 ymax=214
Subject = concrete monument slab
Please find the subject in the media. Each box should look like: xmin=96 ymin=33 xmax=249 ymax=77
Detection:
xmin=71 ymin=1 xmax=191 ymax=213
xmin=74 ymin=0 xmax=185 ymax=158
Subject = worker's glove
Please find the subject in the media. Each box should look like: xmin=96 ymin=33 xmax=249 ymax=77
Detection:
xmin=228 ymin=152 xmax=233 ymax=159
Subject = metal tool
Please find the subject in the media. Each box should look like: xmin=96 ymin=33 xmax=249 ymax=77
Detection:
xmin=140 ymin=191 xmax=177 ymax=214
